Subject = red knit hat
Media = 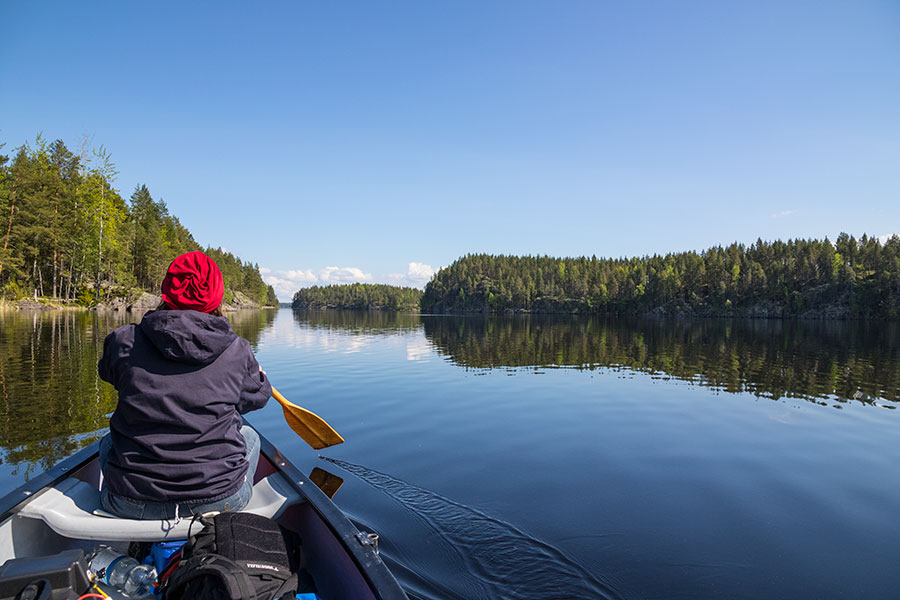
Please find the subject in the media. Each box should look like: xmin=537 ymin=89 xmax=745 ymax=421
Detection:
xmin=160 ymin=251 xmax=225 ymax=313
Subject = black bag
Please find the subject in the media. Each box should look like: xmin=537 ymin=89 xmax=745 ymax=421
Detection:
xmin=160 ymin=512 xmax=298 ymax=600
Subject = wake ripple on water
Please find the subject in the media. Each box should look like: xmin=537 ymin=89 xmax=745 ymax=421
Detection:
xmin=322 ymin=457 xmax=631 ymax=600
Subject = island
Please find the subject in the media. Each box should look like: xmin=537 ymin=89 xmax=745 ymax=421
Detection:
xmin=292 ymin=283 xmax=422 ymax=311
xmin=420 ymin=236 xmax=900 ymax=319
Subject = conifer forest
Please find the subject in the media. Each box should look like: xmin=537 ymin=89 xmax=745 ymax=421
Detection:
xmin=292 ymin=283 xmax=423 ymax=311
xmin=0 ymin=136 xmax=277 ymax=306
xmin=421 ymin=237 xmax=900 ymax=318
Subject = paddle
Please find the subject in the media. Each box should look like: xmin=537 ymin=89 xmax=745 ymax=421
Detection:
xmin=271 ymin=386 xmax=344 ymax=449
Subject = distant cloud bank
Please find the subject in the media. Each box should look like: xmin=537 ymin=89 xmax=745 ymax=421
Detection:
xmin=261 ymin=261 xmax=436 ymax=302
xmin=387 ymin=262 xmax=437 ymax=288
xmin=320 ymin=266 xmax=373 ymax=283
xmin=258 ymin=267 xmax=318 ymax=301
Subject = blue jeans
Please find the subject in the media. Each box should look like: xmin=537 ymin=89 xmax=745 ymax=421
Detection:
xmin=98 ymin=425 xmax=260 ymax=520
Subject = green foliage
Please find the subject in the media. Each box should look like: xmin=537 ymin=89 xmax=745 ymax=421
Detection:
xmin=76 ymin=286 xmax=96 ymax=306
xmin=292 ymin=283 xmax=423 ymax=311
xmin=265 ymin=285 xmax=279 ymax=306
xmin=0 ymin=135 xmax=272 ymax=306
xmin=2 ymin=281 xmax=23 ymax=300
xmin=422 ymin=237 xmax=900 ymax=319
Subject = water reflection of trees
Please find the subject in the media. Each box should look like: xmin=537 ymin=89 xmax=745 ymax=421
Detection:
xmin=229 ymin=308 xmax=277 ymax=349
xmin=0 ymin=310 xmax=124 ymax=475
xmin=422 ymin=316 xmax=900 ymax=407
xmin=292 ymin=309 xmax=422 ymax=335
xmin=0 ymin=309 xmax=277 ymax=475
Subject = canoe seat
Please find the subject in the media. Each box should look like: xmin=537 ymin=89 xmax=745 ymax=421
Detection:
xmin=16 ymin=474 xmax=302 ymax=542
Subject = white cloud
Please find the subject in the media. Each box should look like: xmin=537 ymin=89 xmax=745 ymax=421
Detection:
xmin=386 ymin=261 xmax=437 ymax=288
xmin=262 ymin=262 xmax=437 ymax=302
xmin=261 ymin=265 xmax=376 ymax=301
xmin=286 ymin=269 xmax=320 ymax=281
xmin=260 ymin=268 xmax=319 ymax=302
xmin=877 ymin=234 xmax=898 ymax=245
xmin=408 ymin=262 xmax=435 ymax=281
xmin=770 ymin=209 xmax=798 ymax=219
xmin=319 ymin=266 xmax=373 ymax=283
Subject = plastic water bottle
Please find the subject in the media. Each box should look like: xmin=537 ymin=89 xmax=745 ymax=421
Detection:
xmin=89 ymin=546 xmax=157 ymax=598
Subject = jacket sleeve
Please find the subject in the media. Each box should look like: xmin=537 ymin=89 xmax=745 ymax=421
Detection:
xmin=98 ymin=327 xmax=134 ymax=387
xmin=237 ymin=343 xmax=272 ymax=414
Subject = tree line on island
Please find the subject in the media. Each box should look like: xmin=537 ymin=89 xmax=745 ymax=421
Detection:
xmin=293 ymin=283 xmax=422 ymax=311
xmin=0 ymin=136 xmax=277 ymax=307
xmin=294 ymin=235 xmax=900 ymax=319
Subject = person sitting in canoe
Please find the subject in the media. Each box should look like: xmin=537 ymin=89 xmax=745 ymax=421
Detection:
xmin=97 ymin=251 xmax=272 ymax=520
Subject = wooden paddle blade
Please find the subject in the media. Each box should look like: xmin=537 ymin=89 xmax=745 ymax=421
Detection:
xmin=280 ymin=403 xmax=345 ymax=449
xmin=272 ymin=387 xmax=344 ymax=449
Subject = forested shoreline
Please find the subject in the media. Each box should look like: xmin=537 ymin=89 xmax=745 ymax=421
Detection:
xmin=286 ymin=237 xmax=900 ymax=319
xmin=421 ymin=236 xmax=900 ymax=319
xmin=0 ymin=136 xmax=277 ymax=308
xmin=292 ymin=283 xmax=423 ymax=311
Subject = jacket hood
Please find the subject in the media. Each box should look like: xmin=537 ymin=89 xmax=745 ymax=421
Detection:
xmin=139 ymin=310 xmax=237 ymax=366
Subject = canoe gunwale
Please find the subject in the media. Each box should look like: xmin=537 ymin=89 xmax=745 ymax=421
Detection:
xmin=258 ymin=433 xmax=408 ymax=599
xmin=0 ymin=426 xmax=408 ymax=600
xmin=0 ymin=440 xmax=99 ymax=524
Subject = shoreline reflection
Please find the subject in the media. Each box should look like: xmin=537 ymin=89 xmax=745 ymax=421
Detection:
xmin=422 ymin=315 xmax=900 ymax=407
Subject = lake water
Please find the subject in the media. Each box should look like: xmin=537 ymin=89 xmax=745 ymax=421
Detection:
xmin=1 ymin=308 xmax=898 ymax=599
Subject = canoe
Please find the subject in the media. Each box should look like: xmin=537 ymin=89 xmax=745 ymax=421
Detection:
xmin=0 ymin=425 xmax=408 ymax=600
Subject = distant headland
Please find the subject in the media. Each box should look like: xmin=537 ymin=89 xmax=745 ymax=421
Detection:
xmin=294 ymin=235 xmax=900 ymax=320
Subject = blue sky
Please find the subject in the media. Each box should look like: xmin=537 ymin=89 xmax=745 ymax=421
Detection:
xmin=2 ymin=2 xmax=898 ymax=300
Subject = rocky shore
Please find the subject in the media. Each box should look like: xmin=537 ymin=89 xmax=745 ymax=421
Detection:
xmin=3 ymin=290 xmax=272 ymax=312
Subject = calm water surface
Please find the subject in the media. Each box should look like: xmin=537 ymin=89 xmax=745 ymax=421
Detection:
xmin=1 ymin=308 xmax=898 ymax=599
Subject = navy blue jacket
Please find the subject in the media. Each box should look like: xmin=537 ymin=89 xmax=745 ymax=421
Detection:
xmin=99 ymin=309 xmax=271 ymax=503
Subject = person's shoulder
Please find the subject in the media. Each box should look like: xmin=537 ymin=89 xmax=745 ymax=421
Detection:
xmin=104 ymin=322 xmax=139 ymax=346
xmin=233 ymin=335 xmax=253 ymax=352
xmin=227 ymin=336 xmax=258 ymax=364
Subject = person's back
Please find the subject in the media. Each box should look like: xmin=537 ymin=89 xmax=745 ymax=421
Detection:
xmin=98 ymin=251 xmax=271 ymax=520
